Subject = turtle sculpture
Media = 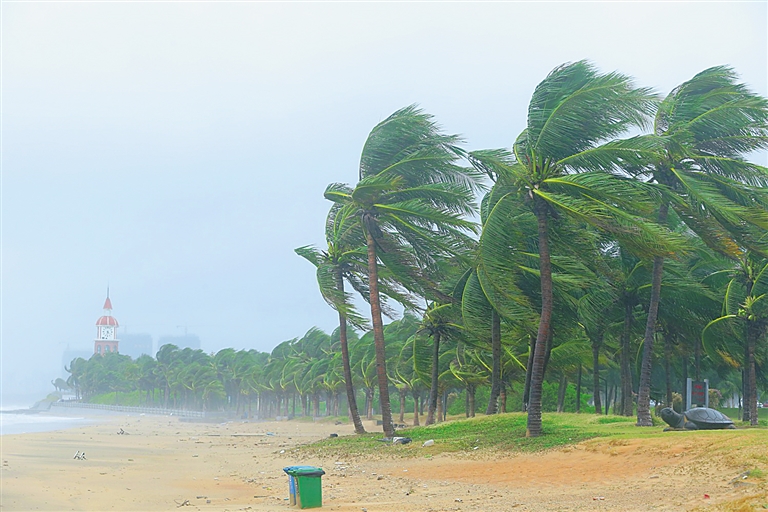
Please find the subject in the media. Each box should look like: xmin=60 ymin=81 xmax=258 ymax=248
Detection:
xmin=660 ymin=407 xmax=735 ymax=430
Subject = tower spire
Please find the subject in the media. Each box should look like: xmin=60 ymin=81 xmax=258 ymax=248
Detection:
xmin=103 ymin=287 xmax=113 ymax=311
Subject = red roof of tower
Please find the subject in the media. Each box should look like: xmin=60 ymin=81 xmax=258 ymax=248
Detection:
xmin=103 ymin=297 xmax=113 ymax=310
xmin=96 ymin=316 xmax=119 ymax=327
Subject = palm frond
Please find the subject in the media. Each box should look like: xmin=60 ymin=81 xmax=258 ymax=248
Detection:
xmin=528 ymin=60 xmax=657 ymax=163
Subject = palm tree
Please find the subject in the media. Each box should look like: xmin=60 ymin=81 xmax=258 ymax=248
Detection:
xmin=392 ymin=334 xmax=428 ymax=425
xmin=155 ymin=343 xmax=180 ymax=408
xmin=470 ymin=61 xmax=677 ymax=436
xmin=296 ymin=202 xmax=376 ymax=433
xmin=419 ymin=302 xmax=464 ymax=425
xmin=324 ymin=105 xmax=482 ymax=436
xmin=633 ymin=66 xmax=768 ymax=426
xmin=703 ymin=254 xmax=768 ymax=425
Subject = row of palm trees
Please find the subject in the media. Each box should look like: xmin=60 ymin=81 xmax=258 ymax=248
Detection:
xmin=63 ymin=319 xmax=449 ymax=419
xmin=297 ymin=60 xmax=768 ymax=437
xmin=65 ymin=61 xmax=767 ymax=438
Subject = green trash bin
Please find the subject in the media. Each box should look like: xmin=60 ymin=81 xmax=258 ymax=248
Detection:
xmin=283 ymin=465 xmax=325 ymax=509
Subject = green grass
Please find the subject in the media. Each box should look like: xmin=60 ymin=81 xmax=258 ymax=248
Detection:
xmin=300 ymin=410 xmax=768 ymax=459
xmin=299 ymin=412 xmax=673 ymax=458
xmin=721 ymin=407 xmax=768 ymax=423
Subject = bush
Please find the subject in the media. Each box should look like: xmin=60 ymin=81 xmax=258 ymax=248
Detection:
xmin=672 ymin=392 xmax=682 ymax=412
xmin=709 ymin=388 xmax=722 ymax=409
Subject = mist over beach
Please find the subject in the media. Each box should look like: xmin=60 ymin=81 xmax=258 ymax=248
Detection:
xmin=1 ymin=1 xmax=765 ymax=401
xmin=2 ymin=2 xmax=768 ymax=511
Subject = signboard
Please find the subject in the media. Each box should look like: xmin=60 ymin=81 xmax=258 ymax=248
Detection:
xmin=686 ymin=378 xmax=709 ymax=408
xmin=691 ymin=381 xmax=708 ymax=406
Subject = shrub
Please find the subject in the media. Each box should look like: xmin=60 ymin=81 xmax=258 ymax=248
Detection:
xmin=709 ymin=388 xmax=722 ymax=409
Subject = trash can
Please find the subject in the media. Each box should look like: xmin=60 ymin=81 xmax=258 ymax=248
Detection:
xmin=283 ymin=465 xmax=325 ymax=509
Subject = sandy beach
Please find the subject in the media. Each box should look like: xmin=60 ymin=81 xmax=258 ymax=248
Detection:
xmin=1 ymin=410 xmax=766 ymax=511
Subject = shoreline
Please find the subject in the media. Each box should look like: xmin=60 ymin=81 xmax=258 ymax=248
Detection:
xmin=0 ymin=405 xmax=125 ymax=436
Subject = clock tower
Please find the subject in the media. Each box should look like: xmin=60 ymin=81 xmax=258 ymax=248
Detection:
xmin=94 ymin=291 xmax=119 ymax=355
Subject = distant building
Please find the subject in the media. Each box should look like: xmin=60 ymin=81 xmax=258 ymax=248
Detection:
xmin=94 ymin=292 xmax=119 ymax=355
xmin=157 ymin=334 xmax=201 ymax=351
xmin=119 ymin=333 xmax=154 ymax=359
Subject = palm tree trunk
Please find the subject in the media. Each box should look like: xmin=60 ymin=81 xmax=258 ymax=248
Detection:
xmin=664 ymin=332 xmax=673 ymax=407
xmin=365 ymin=230 xmax=395 ymax=437
xmin=426 ymin=331 xmax=442 ymax=425
xmin=465 ymin=389 xmax=470 ymax=418
xmin=694 ymin=340 xmax=701 ymax=381
xmin=576 ymin=365 xmax=582 ymax=413
xmin=746 ymin=319 xmax=758 ymax=426
xmin=523 ymin=335 xmax=535 ymax=412
xmin=485 ymin=310 xmax=502 ymax=415
xmin=436 ymin=387 xmax=444 ymax=423
xmin=399 ymin=389 xmax=406 ymax=423
xmin=637 ymin=202 xmax=669 ymax=426
xmin=500 ymin=382 xmax=507 ymax=413
xmin=592 ymin=335 xmax=602 ymax=415
xmin=412 ymin=390 xmax=420 ymax=426
xmin=527 ymin=199 xmax=553 ymax=437
xmin=557 ymin=374 xmax=567 ymax=413
xmin=681 ymin=356 xmax=688 ymax=411
xmin=335 ymin=271 xmax=367 ymax=433
xmin=366 ymin=388 xmax=374 ymax=420
xmin=620 ymin=303 xmax=634 ymax=416
xmin=469 ymin=385 xmax=476 ymax=417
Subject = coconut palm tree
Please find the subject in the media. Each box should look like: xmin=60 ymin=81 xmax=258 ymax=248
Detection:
xmin=324 ymin=105 xmax=482 ymax=436
xmin=296 ymin=201 xmax=389 ymax=433
xmin=703 ymin=254 xmax=768 ymax=425
xmin=632 ymin=66 xmax=768 ymax=426
xmin=469 ymin=61 xmax=680 ymax=436
xmin=419 ymin=302 xmax=464 ymax=425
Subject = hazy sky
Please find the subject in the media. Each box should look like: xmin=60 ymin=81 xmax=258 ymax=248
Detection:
xmin=2 ymin=1 xmax=766 ymax=400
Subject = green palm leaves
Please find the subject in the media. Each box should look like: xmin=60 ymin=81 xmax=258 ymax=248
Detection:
xmin=634 ymin=65 xmax=768 ymax=426
xmin=323 ymin=105 xmax=483 ymax=437
xmin=703 ymin=255 xmax=768 ymax=425
xmin=470 ymin=61 xmax=668 ymax=437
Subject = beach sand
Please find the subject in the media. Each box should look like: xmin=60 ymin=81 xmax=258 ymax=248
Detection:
xmin=1 ymin=411 xmax=766 ymax=511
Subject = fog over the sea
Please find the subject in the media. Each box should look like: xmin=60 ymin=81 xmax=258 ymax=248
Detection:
xmin=2 ymin=2 xmax=766 ymax=402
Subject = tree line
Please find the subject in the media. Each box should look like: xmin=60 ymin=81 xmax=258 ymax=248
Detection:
xmin=65 ymin=61 xmax=768 ymax=438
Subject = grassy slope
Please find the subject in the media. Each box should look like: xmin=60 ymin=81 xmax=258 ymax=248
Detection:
xmin=301 ymin=412 xmax=767 ymax=460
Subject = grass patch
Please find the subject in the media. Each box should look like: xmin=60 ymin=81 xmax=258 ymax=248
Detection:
xmin=301 ymin=411 xmax=767 ymax=460
xmin=720 ymin=408 xmax=768 ymax=421
xmin=299 ymin=412 xmax=669 ymax=459
xmin=594 ymin=415 xmax=635 ymax=424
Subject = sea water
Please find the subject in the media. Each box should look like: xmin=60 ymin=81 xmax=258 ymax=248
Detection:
xmin=0 ymin=404 xmax=90 ymax=435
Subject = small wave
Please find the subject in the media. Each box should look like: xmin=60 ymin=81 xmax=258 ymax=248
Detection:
xmin=1 ymin=413 xmax=89 ymax=435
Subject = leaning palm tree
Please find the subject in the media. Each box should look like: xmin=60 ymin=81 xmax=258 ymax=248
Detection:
xmin=632 ymin=66 xmax=768 ymax=426
xmin=296 ymin=202 xmax=374 ymax=434
xmin=325 ymin=105 xmax=483 ymax=436
xmin=469 ymin=61 xmax=681 ymax=437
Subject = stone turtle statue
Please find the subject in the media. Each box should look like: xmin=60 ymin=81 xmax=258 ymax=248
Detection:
xmin=660 ymin=407 xmax=735 ymax=430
